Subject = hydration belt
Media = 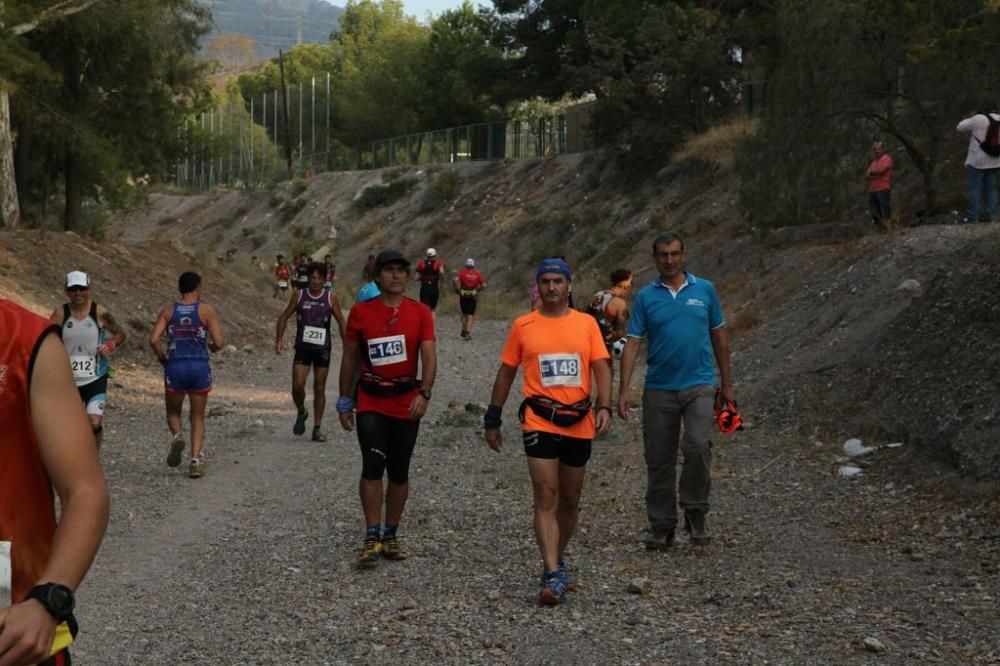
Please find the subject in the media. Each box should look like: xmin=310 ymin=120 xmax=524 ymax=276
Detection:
xmin=358 ymin=371 xmax=419 ymax=397
xmin=519 ymin=395 xmax=592 ymax=427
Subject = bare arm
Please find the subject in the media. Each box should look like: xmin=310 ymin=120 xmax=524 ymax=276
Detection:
xmin=484 ymin=363 xmax=518 ymax=452
xmin=337 ymin=338 xmax=359 ymax=431
xmin=0 ymin=334 xmax=109 ymax=665
xmin=617 ymin=337 xmax=642 ymax=419
xmin=148 ymin=305 xmax=171 ymax=364
xmin=710 ymin=326 xmax=736 ymax=404
xmin=408 ymin=339 xmax=437 ymax=419
xmin=49 ymin=307 xmax=64 ymax=325
xmin=275 ymin=290 xmax=298 ymax=353
xmin=329 ymin=293 xmax=347 ymax=343
xmin=201 ymin=304 xmax=224 ymax=353
xmin=97 ymin=306 xmax=126 ymax=355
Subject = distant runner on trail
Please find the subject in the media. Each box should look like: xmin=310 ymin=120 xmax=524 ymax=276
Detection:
xmin=274 ymin=255 xmax=291 ymax=298
xmin=617 ymin=232 xmax=735 ymax=550
xmin=293 ymin=253 xmax=310 ymax=290
xmin=413 ymin=248 xmax=445 ymax=320
xmin=50 ymin=271 xmax=127 ymax=450
xmin=337 ymin=250 xmax=436 ymax=569
xmin=149 ymin=272 xmax=224 ymax=479
xmin=362 ymin=254 xmax=376 ymax=282
xmin=453 ymin=257 xmax=486 ymax=340
xmin=484 ymin=257 xmax=612 ymax=606
xmin=276 ymin=261 xmax=346 ymax=443
xmin=323 ymin=254 xmax=336 ymax=289
xmin=585 ymin=268 xmax=633 ymax=367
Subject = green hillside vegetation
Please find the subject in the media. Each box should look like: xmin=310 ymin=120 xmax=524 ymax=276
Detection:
xmin=4 ymin=1 xmax=1000 ymax=232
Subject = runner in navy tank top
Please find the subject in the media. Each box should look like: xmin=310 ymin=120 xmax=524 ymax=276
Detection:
xmin=276 ymin=261 xmax=347 ymax=442
xmin=149 ymin=271 xmax=224 ymax=479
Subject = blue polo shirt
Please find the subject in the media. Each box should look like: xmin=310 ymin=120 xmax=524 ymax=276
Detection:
xmin=627 ymin=272 xmax=724 ymax=390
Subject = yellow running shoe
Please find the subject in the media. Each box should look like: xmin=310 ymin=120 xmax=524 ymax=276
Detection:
xmin=380 ymin=535 xmax=409 ymax=561
xmin=357 ymin=535 xmax=381 ymax=568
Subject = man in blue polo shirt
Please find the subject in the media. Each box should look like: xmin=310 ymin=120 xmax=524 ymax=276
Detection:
xmin=617 ymin=231 xmax=735 ymax=549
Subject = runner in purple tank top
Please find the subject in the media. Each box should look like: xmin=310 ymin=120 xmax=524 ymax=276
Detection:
xmin=276 ymin=261 xmax=346 ymax=442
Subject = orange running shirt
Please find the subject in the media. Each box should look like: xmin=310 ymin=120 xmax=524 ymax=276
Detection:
xmin=499 ymin=309 xmax=609 ymax=439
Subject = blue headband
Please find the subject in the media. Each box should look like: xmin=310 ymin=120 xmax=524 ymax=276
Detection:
xmin=536 ymin=257 xmax=572 ymax=281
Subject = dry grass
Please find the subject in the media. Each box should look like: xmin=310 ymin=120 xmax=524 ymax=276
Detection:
xmin=670 ymin=118 xmax=759 ymax=172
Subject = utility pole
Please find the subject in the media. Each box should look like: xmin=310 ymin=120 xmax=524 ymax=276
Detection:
xmin=278 ymin=50 xmax=293 ymax=177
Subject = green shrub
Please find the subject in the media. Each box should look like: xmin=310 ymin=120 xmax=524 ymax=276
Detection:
xmin=279 ymin=197 xmax=307 ymax=222
xmin=425 ymin=170 xmax=461 ymax=208
xmin=354 ymin=177 xmax=419 ymax=210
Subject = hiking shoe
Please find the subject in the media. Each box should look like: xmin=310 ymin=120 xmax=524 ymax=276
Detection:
xmin=188 ymin=459 xmax=205 ymax=479
xmin=684 ymin=511 xmax=711 ymax=546
xmin=380 ymin=535 xmax=409 ymax=561
xmin=538 ymin=573 xmax=567 ymax=606
xmin=166 ymin=432 xmax=185 ymax=468
xmin=311 ymin=426 xmax=327 ymax=442
xmin=293 ymin=409 xmax=309 ymax=436
xmin=357 ymin=535 xmax=381 ymax=568
xmin=644 ymin=528 xmax=676 ymax=551
xmin=539 ymin=560 xmax=577 ymax=592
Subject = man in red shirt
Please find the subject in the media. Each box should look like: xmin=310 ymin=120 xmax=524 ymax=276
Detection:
xmin=452 ymin=257 xmax=487 ymax=340
xmin=0 ymin=299 xmax=109 ymax=665
xmin=866 ymin=140 xmax=893 ymax=226
xmin=337 ymin=250 xmax=437 ymax=568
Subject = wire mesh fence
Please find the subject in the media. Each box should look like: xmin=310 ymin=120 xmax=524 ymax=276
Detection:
xmin=174 ymin=74 xmax=595 ymax=190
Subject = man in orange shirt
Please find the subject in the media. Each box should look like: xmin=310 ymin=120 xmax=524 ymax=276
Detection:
xmin=866 ymin=140 xmax=893 ymax=226
xmin=0 ymin=299 xmax=109 ymax=666
xmin=484 ymin=258 xmax=612 ymax=606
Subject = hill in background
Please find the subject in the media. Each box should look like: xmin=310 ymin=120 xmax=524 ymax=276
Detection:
xmin=199 ymin=0 xmax=342 ymax=67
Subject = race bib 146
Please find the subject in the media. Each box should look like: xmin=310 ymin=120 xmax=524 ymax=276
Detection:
xmin=368 ymin=335 xmax=407 ymax=366
xmin=539 ymin=353 xmax=582 ymax=387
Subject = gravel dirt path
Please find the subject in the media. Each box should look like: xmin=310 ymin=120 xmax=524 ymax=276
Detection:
xmin=70 ymin=312 xmax=999 ymax=665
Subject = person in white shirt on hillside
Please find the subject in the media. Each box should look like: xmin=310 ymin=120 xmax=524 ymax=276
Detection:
xmin=956 ymin=104 xmax=1000 ymax=224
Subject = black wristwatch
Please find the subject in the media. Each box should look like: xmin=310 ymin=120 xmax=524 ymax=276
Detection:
xmin=419 ymin=388 xmax=432 ymax=400
xmin=26 ymin=583 xmax=75 ymax=622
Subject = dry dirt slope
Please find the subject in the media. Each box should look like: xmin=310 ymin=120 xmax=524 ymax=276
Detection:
xmin=109 ymin=153 xmax=1000 ymax=481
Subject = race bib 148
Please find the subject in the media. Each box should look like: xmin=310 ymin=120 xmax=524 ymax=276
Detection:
xmin=539 ymin=353 xmax=582 ymax=387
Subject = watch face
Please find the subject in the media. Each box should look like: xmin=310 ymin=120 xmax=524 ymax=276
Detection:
xmin=48 ymin=585 xmax=74 ymax=614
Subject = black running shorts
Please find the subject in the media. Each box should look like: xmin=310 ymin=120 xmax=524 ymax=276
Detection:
xmin=459 ymin=296 xmax=478 ymax=315
xmin=419 ymin=284 xmax=440 ymax=310
xmin=293 ymin=347 xmax=331 ymax=368
xmin=522 ymin=430 xmax=592 ymax=467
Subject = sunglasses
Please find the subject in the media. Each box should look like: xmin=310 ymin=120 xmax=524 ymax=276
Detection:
xmin=67 ymin=286 xmax=89 ymax=292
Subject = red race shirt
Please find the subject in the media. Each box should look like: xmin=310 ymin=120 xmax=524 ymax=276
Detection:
xmin=346 ymin=297 xmax=435 ymax=419
xmin=456 ymin=268 xmax=485 ymax=292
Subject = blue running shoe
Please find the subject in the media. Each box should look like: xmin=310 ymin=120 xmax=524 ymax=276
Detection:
xmin=539 ymin=573 xmax=566 ymax=606
xmin=540 ymin=559 xmax=577 ymax=592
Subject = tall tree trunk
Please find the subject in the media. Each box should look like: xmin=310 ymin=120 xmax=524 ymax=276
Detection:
xmin=14 ymin=111 xmax=33 ymax=213
xmin=0 ymin=88 xmax=20 ymax=227
xmin=64 ymin=147 xmax=81 ymax=231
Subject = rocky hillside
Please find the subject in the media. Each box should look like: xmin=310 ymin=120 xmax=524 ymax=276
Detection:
xmin=7 ymin=149 xmax=1000 ymax=480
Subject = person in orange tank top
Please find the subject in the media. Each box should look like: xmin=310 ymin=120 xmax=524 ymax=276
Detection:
xmin=0 ymin=300 xmax=109 ymax=666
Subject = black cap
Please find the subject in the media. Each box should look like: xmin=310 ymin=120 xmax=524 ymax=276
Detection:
xmin=374 ymin=250 xmax=410 ymax=273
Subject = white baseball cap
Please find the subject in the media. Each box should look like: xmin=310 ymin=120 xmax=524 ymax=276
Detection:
xmin=66 ymin=271 xmax=90 ymax=288
xmin=426 ymin=248 xmax=437 ymax=258
xmin=465 ymin=258 xmax=475 ymax=267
